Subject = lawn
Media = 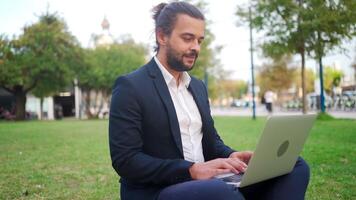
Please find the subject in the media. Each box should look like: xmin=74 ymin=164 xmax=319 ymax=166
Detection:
xmin=0 ymin=117 xmax=355 ymax=199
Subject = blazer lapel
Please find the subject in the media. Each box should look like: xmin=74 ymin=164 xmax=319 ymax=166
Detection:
xmin=147 ymin=59 xmax=184 ymax=157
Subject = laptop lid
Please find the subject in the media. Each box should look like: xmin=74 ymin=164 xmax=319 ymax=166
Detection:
xmin=238 ymin=114 xmax=316 ymax=187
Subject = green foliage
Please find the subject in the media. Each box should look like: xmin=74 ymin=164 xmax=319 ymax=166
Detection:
xmin=257 ymin=55 xmax=297 ymax=95
xmin=216 ymin=79 xmax=248 ymax=100
xmin=0 ymin=12 xmax=82 ymax=120
xmin=79 ymin=41 xmax=147 ymax=93
xmin=0 ymin=12 xmax=80 ymax=94
xmin=185 ymin=0 xmax=224 ymax=82
xmin=0 ymin=35 xmax=15 ymax=85
xmin=323 ymin=66 xmax=343 ymax=94
xmin=234 ymin=80 xmax=248 ymax=99
xmin=236 ymin=0 xmax=304 ymax=57
xmin=206 ymin=61 xmax=228 ymax=100
xmin=236 ymin=0 xmax=311 ymax=112
xmin=243 ymin=0 xmax=356 ymax=59
xmin=190 ymin=27 xmax=216 ymax=79
xmin=303 ymin=0 xmax=356 ymax=60
xmin=294 ymin=67 xmax=316 ymax=94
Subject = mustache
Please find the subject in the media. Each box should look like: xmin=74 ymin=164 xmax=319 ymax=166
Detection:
xmin=184 ymin=50 xmax=198 ymax=58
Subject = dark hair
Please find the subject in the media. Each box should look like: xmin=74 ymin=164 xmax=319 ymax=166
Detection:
xmin=152 ymin=1 xmax=205 ymax=52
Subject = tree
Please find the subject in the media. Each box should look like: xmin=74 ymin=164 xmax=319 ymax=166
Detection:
xmin=78 ymin=40 xmax=147 ymax=118
xmin=304 ymin=0 xmax=355 ymax=112
xmin=0 ymin=12 xmax=81 ymax=120
xmin=256 ymin=56 xmax=297 ymax=97
xmin=294 ymin=67 xmax=316 ymax=96
xmin=219 ymin=80 xmax=248 ymax=99
xmin=256 ymin=56 xmax=316 ymax=105
xmin=236 ymin=0 xmax=310 ymax=113
xmin=323 ymin=66 xmax=344 ymax=95
xmin=185 ymin=0 xmax=225 ymax=93
xmin=236 ymin=0 xmax=355 ymax=113
xmin=205 ymin=64 xmax=229 ymax=100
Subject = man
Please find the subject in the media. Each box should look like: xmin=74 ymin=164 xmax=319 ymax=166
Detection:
xmin=109 ymin=2 xmax=310 ymax=200
xmin=264 ymin=90 xmax=275 ymax=114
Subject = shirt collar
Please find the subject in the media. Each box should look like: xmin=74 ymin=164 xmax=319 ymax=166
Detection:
xmin=154 ymin=56 xmax=191 ymax=88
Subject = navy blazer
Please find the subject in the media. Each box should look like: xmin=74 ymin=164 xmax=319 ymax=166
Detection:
xmin=109 ymin=58 xmax=235 ymax=200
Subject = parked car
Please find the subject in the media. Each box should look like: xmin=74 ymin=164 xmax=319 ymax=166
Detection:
xmin=230 ymin=99 xmax=249 ymax=108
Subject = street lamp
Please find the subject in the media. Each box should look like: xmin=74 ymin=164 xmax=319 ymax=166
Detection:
xmin=249 ymin=7 xmax=256 ymax=120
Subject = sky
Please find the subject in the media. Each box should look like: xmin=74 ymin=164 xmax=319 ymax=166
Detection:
xmin=0 ymin=0 xmax=355 ymax=82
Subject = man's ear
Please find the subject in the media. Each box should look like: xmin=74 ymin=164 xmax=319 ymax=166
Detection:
xmin=156 ymin=29 xmax=167 ymax=47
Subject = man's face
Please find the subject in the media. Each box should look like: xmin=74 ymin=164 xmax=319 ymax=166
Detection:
xmin=162 ymin=14 xmax=205 ymax=72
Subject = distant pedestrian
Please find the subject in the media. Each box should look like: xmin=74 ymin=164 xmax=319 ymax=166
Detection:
xmin=264 ymin=90 xmax=275 ymax=113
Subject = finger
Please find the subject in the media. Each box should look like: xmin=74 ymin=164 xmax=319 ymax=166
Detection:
xmin=229 ymin=158 xmax=247 ymax=168
xmin=217 ymin=159 xmax=240 ymax=174
xmin=243 ymin=151 xmax=254 ymax=164
xmin=214 ymin=168 xmax=231 ymax=176
xmin=230 ymin=152 xmax=251 ymax=164
xmin=227 ymin=158 xmax=247 ymax=172
xmin=243 ymin=151 xmax=253 ymax=158
xmin=238 ymin=153 xmax=251 ymax=165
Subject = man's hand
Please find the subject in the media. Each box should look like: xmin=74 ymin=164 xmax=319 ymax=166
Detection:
xmin=189 ymin=158 xmax=247 ymax=180
xmin=229 ymin=151 xmax=253 ymax=164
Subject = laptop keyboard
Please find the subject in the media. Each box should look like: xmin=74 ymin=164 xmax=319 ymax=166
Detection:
xmin=221 ymin=173 xmax=244 ymax=183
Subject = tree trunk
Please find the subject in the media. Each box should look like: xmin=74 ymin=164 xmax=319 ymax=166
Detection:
xmin=298 ymin=0 xmax=307 ymax=114
xmin=14 ymin=86 xmax=27 ymax=120
xmin=97 ymin=91 xmax=105 ymax=118
xmin=93 ymin=89 xmax=99 ymax=118
xmin=301 ymin=52 xmax=307 ymax=114
xmin=84 ymin=89 xmax=93 ymax=118
xmin=354 ymin=64 xmax=356 ymax=85
xmin=39 ymin=97 xmax=44 ymax=120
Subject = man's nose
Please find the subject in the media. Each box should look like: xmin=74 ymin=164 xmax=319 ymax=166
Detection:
xmin=190 ymin=39 xmax=201 ymax=53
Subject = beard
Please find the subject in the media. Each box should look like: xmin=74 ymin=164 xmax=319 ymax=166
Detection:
xmin=166 ymin=43 xmax=198 ymax=72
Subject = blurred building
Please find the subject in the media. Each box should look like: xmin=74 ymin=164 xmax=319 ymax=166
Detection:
xmin=88 ymin=16 xmax=115 ymax=48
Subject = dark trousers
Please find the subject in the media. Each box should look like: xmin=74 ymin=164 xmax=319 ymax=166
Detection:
xmin=158 ymin=157 xmax=310 ymax=200
xmin=266 ymin=102 xmax=273 ymax=113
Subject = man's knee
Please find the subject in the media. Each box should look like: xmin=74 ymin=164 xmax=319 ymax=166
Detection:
xmin=296 ymin=157 xmax=310 ymax=180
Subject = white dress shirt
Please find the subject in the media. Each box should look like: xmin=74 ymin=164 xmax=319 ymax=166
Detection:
xmin=154 ymin=56 xmax=205 ymax=163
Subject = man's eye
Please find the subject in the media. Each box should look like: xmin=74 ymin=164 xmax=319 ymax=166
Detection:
xmin=183 ymin=37 xmax=193 ymax=42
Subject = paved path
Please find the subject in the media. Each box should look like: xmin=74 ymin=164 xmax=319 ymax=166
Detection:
xmin=211 ymin=106 xmax=356 ymax=119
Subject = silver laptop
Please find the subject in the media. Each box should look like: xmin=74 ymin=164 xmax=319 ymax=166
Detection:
xmin=215 ymin=114 xmax=317 ymax=187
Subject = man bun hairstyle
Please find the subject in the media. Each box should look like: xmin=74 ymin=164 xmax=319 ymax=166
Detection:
xmin=152 ymin=1 xmax=205 ymax=52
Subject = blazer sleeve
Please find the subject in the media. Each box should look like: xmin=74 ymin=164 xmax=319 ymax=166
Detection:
xmin=109 ymin=76 xmax=194 ymax=185
xmin=201 ymin=80 xmax=236 ymax=158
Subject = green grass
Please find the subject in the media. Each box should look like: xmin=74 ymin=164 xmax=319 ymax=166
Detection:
xmin=316 ymin=112 xmax=335 ymax=121
xmin=0 ymin=117 xmax=355 ymax=199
